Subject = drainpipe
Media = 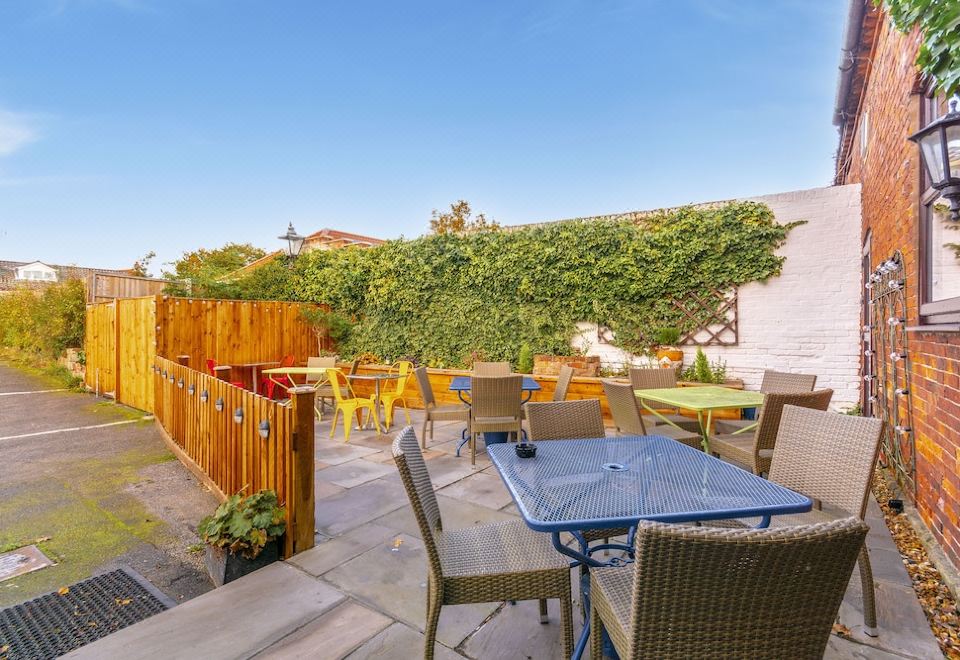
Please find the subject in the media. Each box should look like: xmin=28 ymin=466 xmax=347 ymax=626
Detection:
xmin=833 ymin=0 xmax=868 ymax=128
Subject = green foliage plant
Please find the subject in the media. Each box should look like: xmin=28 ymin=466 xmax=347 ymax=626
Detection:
xmin=653 ymin=326 xmax=681 ymax=347
xmin=197 ymin=489 xmax=286 ymax=559
xmin=163 ymin=242 xmax=267 ymax=299
xmin=681 ymin=347 xmax=727 ymax=384
xmin=879 ymin=0 xmax=960 ymax=97
xmin=0 ymin=279 xmax=86 ymax=359
xmin=517 ymin=343 xmax=534 ymax=373
xmin=299 ymin=307 xmax=352 ymax=354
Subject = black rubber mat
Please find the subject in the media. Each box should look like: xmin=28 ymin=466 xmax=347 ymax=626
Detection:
xmin=0 ymin=567 xmax=174 ymax=659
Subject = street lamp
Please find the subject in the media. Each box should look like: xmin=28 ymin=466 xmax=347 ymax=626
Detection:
xmin=909 ymin=97 xmax=960 ymax=221
xmin=278 ymin=222 xmax=306 ymax=262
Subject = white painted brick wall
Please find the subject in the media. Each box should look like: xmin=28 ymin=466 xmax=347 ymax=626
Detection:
xmin=574 ymin=184 xmax=864 ymax=410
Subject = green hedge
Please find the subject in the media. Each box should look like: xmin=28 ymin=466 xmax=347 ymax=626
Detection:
xmin=237 ymin=201 xmax=800 ymax=367
xmin=0 ymin=279 xmax=86 ymax=358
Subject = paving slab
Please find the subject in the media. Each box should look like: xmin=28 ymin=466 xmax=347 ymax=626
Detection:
xmin=314 ymin=479 xmax=347 ymax=500
xmin=374 ymin=495 xmax=517 ymax=540
xmin=315 ymin=442 xmax=380 ymax=466
xmin=438 ymin=471 xmax=516 ymax=511
xmin=64 ymin=563 xmax=345 ymax=660
xmin=253 ymin=600 xmax=393 ymax=659
xmin=345 ymin=622 xmax=464 ymax=660
xmin=290 ymin=523 xmax=403 ymax=577
xmin=824 ymin=635 xmax=914 ymax=659
xmin=316 ymin=459 xmax=395 ymax=489
xmin=314 ymin=478 xmax=407 ymax=537
xmin=838 ymin=580 xmax=941 ymax=659
xmin=462 ymin=597 xmax=575 ymax=660
xmin=323 ymin=532 xmax=499 ymax=649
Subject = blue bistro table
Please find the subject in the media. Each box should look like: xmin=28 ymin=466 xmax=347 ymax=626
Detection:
xmin=488 ymin=435 xmax=812 ymax=659
xmin=448 ymin=375 xmax=541 ymax=454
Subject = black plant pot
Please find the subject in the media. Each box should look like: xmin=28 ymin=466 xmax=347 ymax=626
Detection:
xmin=205 ymin=539 xmax=280 ymax=587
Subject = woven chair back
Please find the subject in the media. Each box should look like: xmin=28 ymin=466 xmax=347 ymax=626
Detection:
xmin=471 ymin=375 xmax=522 ymax=419
xmin=553 ymin=365 xmax=575 ymax=401
xmin=629 ymin=367 xmax=678 ymax=390
xmin=760 ymin=370 xmax=818 ymax=393
xmin=624 ymin=518 xmax=868 ymax=658
xmin=414 ymin=366 xmax=435 ymax=407
xmin=305 ymin=356 xmax=337 ymax=384
xmin=526 ymin=399 xmax=605 ymax=441
xmin=473 ymin=361 xmax=512 ymax=376
xmin=602 ymin=379 xmax=647 ymax=436
xmin=752 ymin=389 xmax=834 ymax=453
xmin=348 ymin=358 xmax=360 ymax=375
xmin=769 ymin=406 xmax=884 ymax=518
xmin=392 ymin=427 xmax=443 ymax=580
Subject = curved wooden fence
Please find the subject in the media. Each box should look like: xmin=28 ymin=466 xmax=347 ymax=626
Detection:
xmin=154 ymin=356 xmax=315 ymax=557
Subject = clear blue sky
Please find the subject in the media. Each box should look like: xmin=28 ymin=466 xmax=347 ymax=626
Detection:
xmin=0 ymin=0 xmax=847 ymax=273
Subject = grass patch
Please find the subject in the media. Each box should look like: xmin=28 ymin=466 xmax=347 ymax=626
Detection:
xmin=0 ymin=349 xmax=83 ymax=391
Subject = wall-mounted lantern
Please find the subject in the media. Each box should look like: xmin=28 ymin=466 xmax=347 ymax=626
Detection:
xmin=233 ymin=407 xmax=244 ymax=424
xmin=910 ymin=97 xmax=960 ymax=220
xmin=258 ymin=420 xmax=270 ymax=439
xmin=215 ymin=397 xmax=224 ymax=412
xmin=200 ymin=389 xmax=209 ymax=403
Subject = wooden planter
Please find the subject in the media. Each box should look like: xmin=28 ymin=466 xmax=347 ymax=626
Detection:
xmin=205 ymin=539 xmax=280 ymax=587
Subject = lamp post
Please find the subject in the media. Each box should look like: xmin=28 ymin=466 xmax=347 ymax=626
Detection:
xmin=278 ymin=222 xmax=306 ymax=264
xmin=909 ymin=97 xmax=960 ymax=221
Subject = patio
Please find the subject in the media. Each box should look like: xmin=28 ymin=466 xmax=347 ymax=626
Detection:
xmin=69 ymin=408 xmax=941 ymax=659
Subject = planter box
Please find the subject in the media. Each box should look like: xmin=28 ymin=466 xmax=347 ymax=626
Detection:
xmin=532 ymin=354 xmax=600 ymax=377
xmin=205 ymin=539 xmax=280 ymax=587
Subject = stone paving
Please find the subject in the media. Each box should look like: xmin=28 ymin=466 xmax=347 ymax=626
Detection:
xmin=71 ymin=409 xmax=942 ymax=659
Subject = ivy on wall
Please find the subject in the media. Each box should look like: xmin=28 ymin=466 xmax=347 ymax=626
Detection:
xmin=237 ymin=201 xmax=801 ymax=367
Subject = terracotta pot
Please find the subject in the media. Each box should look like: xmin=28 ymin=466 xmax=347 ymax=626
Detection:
xmin=205 ymin=539 xmax=280 ymax=587
xmin=655 ymin=348 xmax=684 ymax=367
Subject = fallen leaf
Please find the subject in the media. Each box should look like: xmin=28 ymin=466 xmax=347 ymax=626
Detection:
xmin=832 ymin=623 xmax=852 ymax=638
xmin=57 ymin=587 xmax=69 ymax=596
xmin=115 ymin=597 xmax=132 ymax=606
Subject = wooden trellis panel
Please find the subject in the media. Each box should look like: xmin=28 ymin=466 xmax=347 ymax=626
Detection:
xmin=672 ymin=287 xmax=738 ymax=346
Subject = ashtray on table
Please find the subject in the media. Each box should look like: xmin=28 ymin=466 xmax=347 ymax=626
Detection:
xmin=515 ymin=443 xmax=537 ymax=458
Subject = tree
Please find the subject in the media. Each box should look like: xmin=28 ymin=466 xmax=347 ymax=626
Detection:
xmin=880 ymin=0 xmax=960 ymax=96
xmin=429 ymin=200 xmax=499 ymax=235
xmin=164 ymin=243 xmax=267 ymax=298
xmin=130 ymin=251 xmax=156 ymax=277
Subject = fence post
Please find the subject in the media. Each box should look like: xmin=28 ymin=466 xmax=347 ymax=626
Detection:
xmin=176 ymin=355 xmax=190 ymax=366
xmin=289 ymin=386 xmax=316 ymax=555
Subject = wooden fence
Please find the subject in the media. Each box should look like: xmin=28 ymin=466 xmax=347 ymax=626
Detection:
xmin=85 ymin=295 xmax=327 ymax=412
xmin=154 ymin=356 xmax=315 ymax=557
xmin=85 ymin=272 xmax=172 ymax=302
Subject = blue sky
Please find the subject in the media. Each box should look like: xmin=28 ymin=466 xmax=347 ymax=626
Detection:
xmin=0 ymin=0 xmax=847 ymax=273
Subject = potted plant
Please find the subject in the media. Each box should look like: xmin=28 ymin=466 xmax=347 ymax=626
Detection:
xmin=680 ymin=347 xmax=727 ymax=385
xmin=653 ymin=327 xmax=683 ymax=368
xmin=197 ymin=489 xmax=286 ymax=587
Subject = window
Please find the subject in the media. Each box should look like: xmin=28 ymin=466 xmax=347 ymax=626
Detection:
xmin=860 ymin=110 xmax=869 ymax=157
xmin=920 ymin=93 xmax=960 ymax=324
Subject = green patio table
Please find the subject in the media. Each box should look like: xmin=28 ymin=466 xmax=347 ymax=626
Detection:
xmin=634 ymin=385 xmax=765 ymax=452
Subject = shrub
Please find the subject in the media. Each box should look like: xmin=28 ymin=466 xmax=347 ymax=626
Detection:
xmin=653 ymin=326 xmax=681 ymax=347
xmin=0 ymin=279 xmax=86 ymax=358
xmin=681 ymin=347 xmax=727 ymax=384
xmin=516 ymin=344 xmax=534 ymax=373
xmin=197 ymin=490 xmax=286 ymax=559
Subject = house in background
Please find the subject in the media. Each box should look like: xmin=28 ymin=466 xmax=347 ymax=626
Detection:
xmin=0 ymin=260 xmax=133 ymax=291
xmin=834 ymin=0 xmax=960 ymax=568
xmin=234 ymin=227 xmax=385 ymax=275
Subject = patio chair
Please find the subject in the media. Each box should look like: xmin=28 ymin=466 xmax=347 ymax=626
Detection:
xmin=553 ymin=364 xmax=575 ymax=401
xmin=469 ymin=375 xmax=522 ymax=465
xmin=305 ymin=356 xmax=337 ymax=419
xmin=348 ymin=358 xmax=360 ymax=375
xmin=601 ymin=379 xmax=702 ymax=450
xmin=715 ymin=369 xmax=819 ymax=434
xmin=205 ymin=358 xmax=243 ymax=388
xmin=704 ymin=406 xmax=885 ymax=636
xmin=392 ymin=427 xmax=573 ymax=659
xmin=525 ymin=399 xmax=605 ymax=441
xmin=589 ymin=517 xmax=868 ymax=659
xmin=413 ymin=366 xmax=469 ymax=449
xmin=380 ymin=360 xmax=413 ymax=430
xmin=628 ymin=367 xmax=701 ymax=433
xmin=473 ymin=361 xmax=511 ymax=376
xmin=261 ymin=354 xmax=296 ymax=399
xmin=709 ymin=389 xmax=834 ymax=475
xmin=326 ymin=368 xmax=380 ymax=442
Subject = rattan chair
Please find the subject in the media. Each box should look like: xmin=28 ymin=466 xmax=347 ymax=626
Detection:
xmin=469 ymin=375 xmax=523 ymax=465
xmin=590 ymin=517 xmax=868 ymax=659
xmin=715 ymin=369 xmax=819 ymax=434
xmin=392 ymin=427 xmax=573 ymax=659
xmin=709 ymin=389 xmax=833 ymax=475
xmin=525 ymin=399 xmax=605 ymax=441
xmin=413 ymin=366 xmax=469 ymax=449
xmin=473 ymin=361 xmax=512 ymax=376
xmin=705 ymin=406 xmax=886 ymax=637
xmin=602 ymin=379 xmax=702 ymax=450
xmin=629 ymin=367 xmax=701 ymax=433
xmin=553 ymin=365 xmax=574 ymax=401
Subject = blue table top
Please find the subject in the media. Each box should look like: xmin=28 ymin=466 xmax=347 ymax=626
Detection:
xmin=487 ymin=436 xmax=811 ymax=533
xmin=448 ymin=375 xmax=541 ymax=391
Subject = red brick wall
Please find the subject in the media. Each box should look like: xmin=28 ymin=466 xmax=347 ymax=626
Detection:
xmin=840 ymin=14 xmax=960 ymax=565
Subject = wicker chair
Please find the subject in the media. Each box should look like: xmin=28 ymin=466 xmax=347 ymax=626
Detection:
xmin=553 ymin=365 xmax=574 ymax=401
xmin=413 ymin=366 xmax=469 ymax=449
xmin=306 ymin=356 xmax=337 ymax=419
xmin=473 ymin=361 xmax=512 ymax=376
xmin=714 ymin=369 xmax=818 ymax=434
xmin=392 ymin=427 xmax=573 ymax=659
xmin=629 ymin=367 xmax=701 ymax=433
xmin=709 ymin=389 xmax=833 ymax=475
xmin=601 ymin=379 xmax=702 ymax=450
xmin=590 ymin=517 xmax=869 ymax=659
xmin=525 ymin=399 xmax=605 ymax=441
xmin=469 ymin=375 xmax=523 ymax=465
xmin=705 ymin=406 xmax=886 ymax=637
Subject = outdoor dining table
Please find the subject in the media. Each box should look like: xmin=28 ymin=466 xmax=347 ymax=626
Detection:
xmin=634 ymin=385 xmax=765 ymax=451
xmin=487 ymin=435 xmax=812 ymax=660
xmin=345 ymin=372 xmax=402 ymax=428
xmin=448 ymin=375 xmax=541 ymax=454
xmin=229 ymin=360 xmax=279 ymax=395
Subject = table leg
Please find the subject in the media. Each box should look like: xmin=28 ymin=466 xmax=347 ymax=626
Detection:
xmin=251 ymin=366 xmax=259 ymax=395
xmin=455 ymin=390 xmax=472 ymax=457
xmin=642 ymin=400 xmax=682 ymax=431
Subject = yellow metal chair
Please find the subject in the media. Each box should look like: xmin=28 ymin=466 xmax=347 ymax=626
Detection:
xmin=326 ymin=368 xmax=380 ymax=442
xmin=381 ymin=360 xmax=413 ymax=430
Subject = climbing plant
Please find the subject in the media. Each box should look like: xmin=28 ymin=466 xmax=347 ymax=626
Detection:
xmin=233 ymin=201 xmax=800 ymax=367
xmin=879 ymin=0 xmax=960 ymax=97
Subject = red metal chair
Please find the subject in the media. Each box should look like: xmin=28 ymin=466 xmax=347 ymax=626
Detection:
xmin=261 ymin=354 xmax=296 ymax=399
xmin=205 ymin=358 xmax=245 ymax=388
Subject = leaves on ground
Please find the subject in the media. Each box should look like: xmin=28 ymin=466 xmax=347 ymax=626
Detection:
xmin=57 ymin=586 xmax=69 ymax=596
